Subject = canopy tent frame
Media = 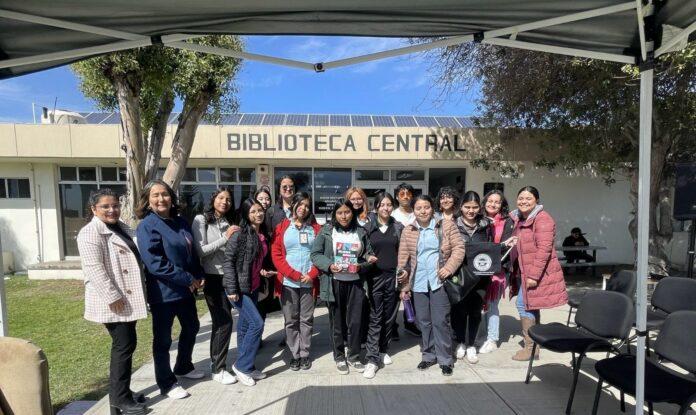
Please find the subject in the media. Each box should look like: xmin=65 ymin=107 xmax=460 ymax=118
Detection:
xmin=1 ymin=2 xmax=694 ymax=414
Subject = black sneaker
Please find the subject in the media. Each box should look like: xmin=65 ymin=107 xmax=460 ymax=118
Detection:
xmin=300 ymin=357 xmax=312 ymax=370
xmin=417 ymin=361 xmax=437 ymax=371
xmin=289 ymin=358 xmax=300 ymax=371
xmin=440 ymin=364 xmax=453 ymax=376
xmin=348 ymin=360 xmax=365 ymax=373
xmin=404 ymin=322 xmax=422 ymax=337
xmin=391 ymin=330 xmax=400 ymax=341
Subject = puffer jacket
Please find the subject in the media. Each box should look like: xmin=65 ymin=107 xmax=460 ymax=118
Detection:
xmin=397 ymin=218 xmax=465 ymax=292
xmin=509 ymin=205 xmax=568 ymax=310
xmin=222 ymin=229 xmax=266 ymax=296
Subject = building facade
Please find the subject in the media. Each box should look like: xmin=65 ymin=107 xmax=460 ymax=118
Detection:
xmin=0 ymin=113 xmax=689 ymax=272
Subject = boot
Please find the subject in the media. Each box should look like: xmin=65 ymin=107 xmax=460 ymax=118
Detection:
xmin=512 ymin=317 xmax=540 ymax=361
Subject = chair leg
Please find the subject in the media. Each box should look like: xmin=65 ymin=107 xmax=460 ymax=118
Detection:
xmin=645 ymin=333 xmax=651 ymax=357
xmin=591 ymin=379 xmax=603 ymax=415
xmin=571 ymin=352 xmax=576 ymax=369
xmin=565 ymin=354 xmax=584 ymax=415
xmin=566 ymin=306 xmax=573 ymax=326
xmin=525 ymin=343 xmax=537 ymax=384
xmin=620 ymin=391 xmax=626 ymax=412
xmin=647 ymin=401 xmax=653 ymax=415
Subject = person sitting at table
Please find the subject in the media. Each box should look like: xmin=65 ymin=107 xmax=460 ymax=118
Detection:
xmin=562 ymin=227 xmax=593 ymax=273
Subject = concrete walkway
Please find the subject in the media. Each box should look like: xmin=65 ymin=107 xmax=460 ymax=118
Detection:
xmin=85 ymin=284 xmax=688 ymax=415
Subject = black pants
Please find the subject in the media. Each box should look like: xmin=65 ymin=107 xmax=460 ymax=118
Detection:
xmin=203 ymin=274 xmax=234 ymax=374
xmin=151 ymin=296 xmax=200 ymax=394
xmin=327 ymin=279 xmax=365 ymax=363
xmin=365 ymin=272 xmax=398 ymax=365
xmin=451 ymin=291 xmax=484 ymax=346
xmin=104 ymin=321 xmax=138 ymax=406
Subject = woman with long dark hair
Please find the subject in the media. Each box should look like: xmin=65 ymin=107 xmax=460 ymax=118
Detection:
xmin=222 ymin=198 xmax=273 ymax=386
xmin=435 ymin=186 xmax=459 ymax=222
xmin=509 ymin=186 xmax=568 ymax=361
xmin=78 ymin=188 xmax=147 ymax=414
xmin=192 ymin=187 xmax=240 ymax=385
xmin=135 ymin=180 xmax=204 ymax=400
xmin=254 ymin=186 xmax=273 ymax=211
xmin=311 ymin=199 xmax=376 ymax=375
xmin=271 ymin=192 xmax=321 ymax=371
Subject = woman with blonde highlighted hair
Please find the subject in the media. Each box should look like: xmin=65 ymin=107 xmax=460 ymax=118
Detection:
xmin=344 ymin=187 xmax=371 ymax=226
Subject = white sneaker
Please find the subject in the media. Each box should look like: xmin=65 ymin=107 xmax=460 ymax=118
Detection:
xmin=212 ymin=370 xmax=237 ymax=385
xmin=456 ymin=343 xmax=467 ymax=360
xmin=179 ymin=369 xmax=205 ymax=380
xmin=166 ymin=384 xmax=189 ymax=399
xmin=232 ymin=365 xmax=256 ymax=386
xmin=363 ymin=363 xmax=378 ymax=379
xmin=466 ymin=346 xmax=479 ymax=364
xmin=250 ymin=370 xmax=267 ymax=380
xmin=381 ymin=353 xmax=393 ymax=366
xmin=479 ymin=340 xmax=498 ymax=354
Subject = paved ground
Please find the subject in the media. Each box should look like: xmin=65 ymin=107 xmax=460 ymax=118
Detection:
xmin=85 ymin=274 xmax=691 ymax=415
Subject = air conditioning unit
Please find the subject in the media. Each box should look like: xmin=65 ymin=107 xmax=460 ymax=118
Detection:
xmin=41 ymin=107 xmax=87 ymax=125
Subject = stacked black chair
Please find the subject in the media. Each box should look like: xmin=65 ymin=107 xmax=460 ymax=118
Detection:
xmin=525 ymin=290 xmax=634 ymax=415
xmin=593 ymin=310 xmax=696 ymax=415
xmin=566 ymin=270 xmax=636 ymax=326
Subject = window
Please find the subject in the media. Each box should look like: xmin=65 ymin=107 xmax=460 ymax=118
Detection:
xmin=179 ymin=167 xmax=257 ymax=220
xmin=274 ymin=167 xmax=351 ymax=222
xmin=392 ymin=169 xmax=425 ymax=181
xmin=483 ymin=182 xmax=505 ymax=195
xmin=355 ymin=169 xmax=388 ymax=181
xmin=429 ymin=168 xmax=465 ymax=198
xmin=0 ymin=178 xmax=31 ymax=199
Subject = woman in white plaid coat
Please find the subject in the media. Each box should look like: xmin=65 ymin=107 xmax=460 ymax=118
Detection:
xmin=77 ymin=188 xmax=147 ymax=415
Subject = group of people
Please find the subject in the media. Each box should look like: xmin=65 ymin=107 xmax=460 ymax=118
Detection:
xmin=78 ymin=175 xmax=568 ymax=414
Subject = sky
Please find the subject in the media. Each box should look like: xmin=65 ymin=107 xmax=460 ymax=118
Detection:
xmin=0 ymin=36 xmax=480 ymax=123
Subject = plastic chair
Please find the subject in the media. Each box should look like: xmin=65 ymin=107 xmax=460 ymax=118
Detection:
xmin=566 ymin=269 xmax=636 ymax=326
xmin=526 ymin=290 xmax=634 ymax=415
xmin=593 ymin=310 xmax=696 ymax=415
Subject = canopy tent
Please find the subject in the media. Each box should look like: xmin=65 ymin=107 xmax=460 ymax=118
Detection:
xmin=0 ymin=2 xmax=694 ymax=414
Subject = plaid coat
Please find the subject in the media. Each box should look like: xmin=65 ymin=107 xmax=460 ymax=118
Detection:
xmin=77 ymin=216 xmax=148 ymax=323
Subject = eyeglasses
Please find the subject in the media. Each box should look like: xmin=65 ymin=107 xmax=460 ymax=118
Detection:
xmin=281 ymin=185 xmax=295 ymax=191
xmin=96 ymin=204 xmax=121 ymax=211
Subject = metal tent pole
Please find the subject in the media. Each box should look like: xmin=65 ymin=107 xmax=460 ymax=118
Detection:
xmin=0 ymin=234 xmax=8 ymax=336
xmin=634 ymin=62 xmax=653 ymax=415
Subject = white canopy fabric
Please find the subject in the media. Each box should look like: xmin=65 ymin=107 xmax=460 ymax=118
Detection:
xmin=0 ymin=2 xmax=694 ymax=414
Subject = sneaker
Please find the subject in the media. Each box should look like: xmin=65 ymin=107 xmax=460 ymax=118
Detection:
xmin=300 ymin=357 xmax=312 ymax=370
xmin=441 ymin=364 xmax=453 ymax=376
xmin=179 ymin=369 xmax=205 ymax=380
xmin=466 ymin=346 xmax=479 ymax=364
xmin=456 ymin=343 xmax=467 ymax=360
xmin=232 ymin=365 xmax=256 ymax=386
xmin=479 ymin=340 xmax=498 ymax=354
xmin=166 ymin=384 xmax=189 ymax=399
xmin=289 ymin=358 xmax=301 ymax=371
xmin=404 ymin=322 xmax=422 ymax=337
xmin=212 ymin=370 xmax=237 ymax=385
xmin=417 ymin=361 xmax=437 ymax=371
xmin=381 ymin=353 xmax=393 ymax=366
xmin=348 ymin=360 xmax=365 ymax=373
xmin=250 ymin=370 xmax=267 ymax=380
xmin=391 ymin=330 xmax=400 ymax=342
xmin=336 ymin=361 xmax=349 ymax=375
xmin=363 ymin=363 xmax=378 ymax=379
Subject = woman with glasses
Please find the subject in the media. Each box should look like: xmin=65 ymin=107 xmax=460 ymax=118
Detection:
xmin=78 ymin=188 xmax=147 ymax=415
xmin=345 ymin=187 xmax=371 ymax=226
xmin=266 ymin=176 xmax=296 ymax=233
xmin=435 ymin=186 xmax=459 ymax=222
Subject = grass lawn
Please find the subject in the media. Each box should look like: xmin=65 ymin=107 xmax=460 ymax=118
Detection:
xmin=4 ymin=275 xmax=208 ymax=412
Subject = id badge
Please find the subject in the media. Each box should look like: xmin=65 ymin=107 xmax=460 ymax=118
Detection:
xmin=299 ymin=231 xmax=309 ymax=245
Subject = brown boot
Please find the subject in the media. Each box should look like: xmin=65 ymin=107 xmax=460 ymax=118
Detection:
xmin=512 ymin=317 xmax=540 ymax=361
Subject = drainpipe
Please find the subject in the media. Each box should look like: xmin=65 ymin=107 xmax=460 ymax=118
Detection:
xmin=30 ymin=164 xmax=43 ymax=263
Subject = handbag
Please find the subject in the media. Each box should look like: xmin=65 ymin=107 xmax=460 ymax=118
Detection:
xmin=436 ymin=226 xmax=481 ymax=304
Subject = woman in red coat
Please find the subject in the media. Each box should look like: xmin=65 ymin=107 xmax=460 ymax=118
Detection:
xmin=509 ymin=186 xmax=568 ymax=361
xmin=271 ymin=192 xmax=321 ymax=371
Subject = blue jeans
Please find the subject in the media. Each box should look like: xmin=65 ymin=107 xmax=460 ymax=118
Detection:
xmin=485 ymin=298 xmax=500 ymax=342
xmin=230 ymin=291 xmax=263 ymax=374
xmin=516 ymin=284 xmax=539 ymax=320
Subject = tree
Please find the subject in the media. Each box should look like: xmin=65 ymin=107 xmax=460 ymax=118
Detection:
xmin=72 ymin=36 xmax=243 ymax=222
xmin=425 ymin=42 xmax=696 ymax=275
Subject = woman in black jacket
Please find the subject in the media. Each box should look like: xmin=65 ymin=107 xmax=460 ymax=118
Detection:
xmin=222 ymin=198 xmax=272 ymax=387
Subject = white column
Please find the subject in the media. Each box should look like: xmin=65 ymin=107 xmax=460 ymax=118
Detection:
xmin=634 ymin=65 xmax=653 ymax=415
xmin=0 ymin=234 xmax=7 ymax=336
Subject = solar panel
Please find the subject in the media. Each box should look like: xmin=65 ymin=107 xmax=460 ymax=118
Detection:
xmin=414 ymin=116 xmax=439 ymax=127
xmin=99 ymin=113 xmax=121 ymax=124
xmin=262 ymin=113 xmax=285 ymax=125
xmin=221 ymin=114 xmax=242 ymax=125
xmin=435 ymin=116 xmax=460 ymax=128
xmin=456 ymin=117 xmax=475 ymax=128
xmin=308 ymin=114 xmax=329 ymax=126
xmin=393 ymin=115 xmax=418 ymax=127
xmin=286 ymin=114 xmax=308 ymax=126
xmin=239 ymin=113 xmax=264 ymax=125
xmin=85 ymin=113 xmax=110 ymax=124
xmin=330 ymin=114 xmax=351 ymax=126
xmin=351 ymin=115 xmax=372 ymax=127
xmin=372 ymin=115 xmax=395 ymax=127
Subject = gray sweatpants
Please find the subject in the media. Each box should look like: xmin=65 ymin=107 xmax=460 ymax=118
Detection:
xmin=281 ymin=285 xmax=315 ymax=359
xmin=413 ymin=287 xmax=453 ymax=366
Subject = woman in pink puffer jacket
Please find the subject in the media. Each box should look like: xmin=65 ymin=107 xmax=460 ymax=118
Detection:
xmin=509 ymin=186 xmax=568 ymax=361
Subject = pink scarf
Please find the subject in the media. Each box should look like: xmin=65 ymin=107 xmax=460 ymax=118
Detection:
xmin=484 ymin=213 xmax=507 ymax=304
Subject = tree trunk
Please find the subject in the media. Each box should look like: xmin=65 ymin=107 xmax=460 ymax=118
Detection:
xmin=627 ymin=128 xmax=673 ymax=277
xmin=162 ymin=90 xmax=214 ymax=190
xmin=145 ymin=91 xmax=175 ymax=181
xmin=114 ymin=75 xmax=145 ymax=226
